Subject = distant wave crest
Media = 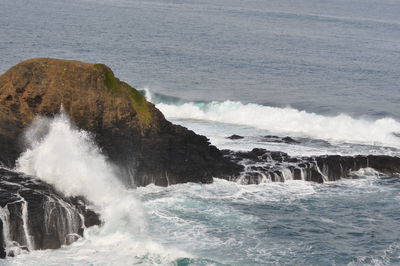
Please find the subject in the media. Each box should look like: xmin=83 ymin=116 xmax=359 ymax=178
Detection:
xmin=143 ymin=88 xmax=400 ymax=148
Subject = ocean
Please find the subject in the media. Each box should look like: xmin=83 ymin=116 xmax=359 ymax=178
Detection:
xmin=1 ymin=0 xmax=400 ymax=265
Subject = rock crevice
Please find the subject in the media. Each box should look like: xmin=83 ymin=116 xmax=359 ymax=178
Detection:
xmin=224 ymin=148 xmax=400 ymax=184
xmin=0 ymin=168 xmax=100 ymax=258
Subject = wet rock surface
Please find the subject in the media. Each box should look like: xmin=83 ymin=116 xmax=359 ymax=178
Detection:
xmin=262 ymin=135 xmax=300 ymax=144
xmin=0 ymin=168 xmax=100 ymax=258
xmin=223 ymin=148 xmax=400 ymax=184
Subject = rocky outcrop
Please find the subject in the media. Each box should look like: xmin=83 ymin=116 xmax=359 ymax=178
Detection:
xmin=0 ymin=167 xmax=100 ymax=258
xmin=226 ymin=134 xmax=244 ymax=140
xmin=0 ymin=58 xmax=238 ymax=187
xmin=224 ymin=148 xmax=400 ymax=184
xmin=261 ymin=135 xmax=300 ymax=144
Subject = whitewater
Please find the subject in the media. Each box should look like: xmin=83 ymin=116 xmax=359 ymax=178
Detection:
xmin=156 ymin=100 xmax=400 ymax=147
xmin=144 ymin=89 xmax=400 ymax=157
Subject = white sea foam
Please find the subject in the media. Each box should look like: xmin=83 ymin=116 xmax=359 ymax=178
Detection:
xmin=12 ymin=111 xmax=189 ymax=265
xmin=143 ymin=89 xmax=400 ymax=148
xmin=16 ymin=112 xmax=145 ymax=234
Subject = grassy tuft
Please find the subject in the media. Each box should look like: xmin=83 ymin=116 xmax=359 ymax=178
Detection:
xmin=94 ymin=64 xmax=153 ymax=126
xmin=94 ymin=64 xmax=121 ymax=93
xmin=122 ymin=82 xmax=153 ymax=125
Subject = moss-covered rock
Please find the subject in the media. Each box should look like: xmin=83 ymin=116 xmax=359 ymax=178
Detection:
xmin=0 ymin=58 xmax=240 ymax=186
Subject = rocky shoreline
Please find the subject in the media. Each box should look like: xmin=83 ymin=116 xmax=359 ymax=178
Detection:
xmin=1 ymin=58 xmax=399 ymax=258
xmin=223 ymin=148 xmax=400 ymax=184
xmin=0 ymin=167 xmax=100 ymax=258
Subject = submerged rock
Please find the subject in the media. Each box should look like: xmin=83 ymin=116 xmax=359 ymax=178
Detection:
xmin=0 ymin=58 xmax=239 ymax=187
xmin=224 ymin=148 xmax=400 ymax=184
xmin=0 ymin=167 xmax=100 ymax=258
xmin=262 ymin=135 xmax=300 ymax=144
xmin=226 ymin=134 xmax=244 ymax=140
xmin=281 ymin=136 xmax=300 ymax=144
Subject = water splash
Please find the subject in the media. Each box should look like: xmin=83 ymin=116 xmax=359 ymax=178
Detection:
xmin=12 ymin=111 xmax=190 ymax=265
xmin=16 ymin=112 xmax=146 ymax=234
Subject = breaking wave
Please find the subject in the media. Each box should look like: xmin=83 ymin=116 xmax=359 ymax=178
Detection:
xmin=143 ymin=89 xmax=400 ymax=148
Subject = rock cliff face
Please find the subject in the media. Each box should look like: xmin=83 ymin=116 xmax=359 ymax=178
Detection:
xmin=0 ymin=58 xmax=239 ymax=186
xmin=0 ymin=168 xmax=100 ymax=258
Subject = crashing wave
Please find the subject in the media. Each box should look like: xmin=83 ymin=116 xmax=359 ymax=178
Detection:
xmin=143 ymin=89 xmax=400 ymax=148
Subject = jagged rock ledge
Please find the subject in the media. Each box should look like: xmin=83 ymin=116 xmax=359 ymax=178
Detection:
xmin=0 ymin=168 xmax=100 ymax=258
xmin=223 ymin=148 xmax=400 ymax=184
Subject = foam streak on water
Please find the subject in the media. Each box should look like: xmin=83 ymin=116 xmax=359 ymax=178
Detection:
xmin=137 ymin=176 xmax=400 ymax=265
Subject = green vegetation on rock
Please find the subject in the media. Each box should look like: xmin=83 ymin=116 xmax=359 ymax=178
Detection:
xmin=123 ymin=82 xmax=152 ymax=126
xmin=94 ymin=64 xmax=121 ymax=93
xmin=94 ymin=63 xmax=152 ymax=126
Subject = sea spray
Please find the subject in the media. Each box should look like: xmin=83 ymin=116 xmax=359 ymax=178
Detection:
xmin=13 ymin=111 xmax=190 ymax=265
xmin=16 ymin=112 xmax=146 ymax=234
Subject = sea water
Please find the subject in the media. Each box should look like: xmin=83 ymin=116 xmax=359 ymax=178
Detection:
xmin=1 ymin=0 xmax=400 ymax=265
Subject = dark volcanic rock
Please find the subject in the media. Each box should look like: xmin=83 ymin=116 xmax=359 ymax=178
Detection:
xmin=0 ymin=167 xmax=100 ymax=257
xmin=0 ymin=58 xmax=239 ymax=187
xmin=262 ymin=135 xmax=300 ymax=144
xmin=366 ymin=155 xmax=400 ymax=175
xmin=226 ymin=134 xmax=244 ymax=140
xmin=223 ymin=149 xmax=400 ymax=184
xmin=281 ymin=136 xmax=300 ymax=144
xmin=0 ymin=219 xmax=5 ymax=258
